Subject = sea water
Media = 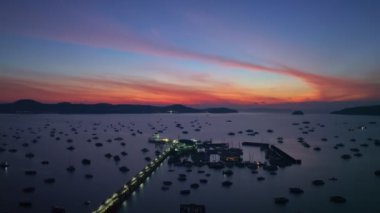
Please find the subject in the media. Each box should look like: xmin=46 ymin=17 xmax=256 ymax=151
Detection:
xmin=0 ymin=113 xmax=379 ymax=213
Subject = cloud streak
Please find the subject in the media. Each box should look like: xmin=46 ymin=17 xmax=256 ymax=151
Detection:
xmin=0 ymin=69 xmax=291 ymax=105
xmin=1 ymin=3 xmax=379 ymax=103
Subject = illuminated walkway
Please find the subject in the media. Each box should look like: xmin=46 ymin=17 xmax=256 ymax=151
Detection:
xmin=93 ymin=143 xmax=176 ymax=213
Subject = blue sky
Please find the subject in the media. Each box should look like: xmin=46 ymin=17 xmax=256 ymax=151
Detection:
xmin=0 ymin=0 xmax=379 ymax=107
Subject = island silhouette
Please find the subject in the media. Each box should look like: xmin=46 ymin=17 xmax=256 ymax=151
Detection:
xmin=0 ymin=100 xmax=237 ymax=114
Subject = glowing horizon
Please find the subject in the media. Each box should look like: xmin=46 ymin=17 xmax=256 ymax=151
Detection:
xmin=1 ymin=1 xmax=379 ymax=107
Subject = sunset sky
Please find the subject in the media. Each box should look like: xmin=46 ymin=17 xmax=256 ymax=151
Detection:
xmin=1 ymin=0 xmax=379 ymax=109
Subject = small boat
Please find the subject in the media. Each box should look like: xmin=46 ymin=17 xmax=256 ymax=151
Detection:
xmin=66 ymin=166 xmax=75 ymax=173
xmin=199 ymin=179 xmax=208 ymax=184
xmin=221 ymin=180 xmax=233 ymax=187
xmin=289 ymin=187 xmax=304 ymax=194
xmin=330 ymin=196 xmax=346 ymax=203
xmin=180 ymin=189 xmax=191 ymax=195
xmin=84 ymin=174 xmax=93 ymax=179
xmin=189 ymin=183 xmax=199 ymax=189
xmin=0 ymin=161 xmax=9 ymax=169
xmin=19 ymin=201 xmax=32 ymax=208
xmin=119 ymin=166 xmax=129 ymax=173
xmin=25 ymin=153 xmax=34 ymax=158
xmin=163 ymin=181 xmax=173 ymax=186
xmin=274 ymin=197 xmax=289 ymax=205
xmin=51 ymin=206 xmax=66 ymax=213
xmin=113 ymin=155 xmax=121 ymax=162
xmin=227 ymin=132 xmax=235 ymax=136
xmin=312 ymin=180 xmax=325 ymax=186
xmin=257 ymin=176 xmax=265 ymax=181
xmin=44 ymin=178 xmax=56 ymax=184
xmin=81 ymin=159 xmax=91 ymax=165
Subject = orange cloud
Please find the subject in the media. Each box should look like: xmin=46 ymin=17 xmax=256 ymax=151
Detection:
xmin=12 ymin=24 xmax=378 ymax=102
xmin=1 ymin=5 xmax=379 ymax=103
xmin=0 ymin=69 xmax=313 ymax=105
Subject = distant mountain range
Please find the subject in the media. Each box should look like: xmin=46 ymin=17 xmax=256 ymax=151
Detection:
xmin=331 ymin=105 xmax=380 ymax=116
xmin=0 ymin=100 xmax=237 ymax=114
xmin=242 ymin=108 xmax=293 ymax=113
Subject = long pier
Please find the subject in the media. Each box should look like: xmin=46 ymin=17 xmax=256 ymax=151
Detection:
xmin=93 ymin=143 xmax=176 ymax=213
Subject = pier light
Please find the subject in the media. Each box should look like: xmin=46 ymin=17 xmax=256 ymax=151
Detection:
xmin=92 ymin=138 xmax=184 ymax=213
xmin=131 ymin=178 xmax=137 ymax=184
xmin=97 ymin=205 xmax=105 ymax=211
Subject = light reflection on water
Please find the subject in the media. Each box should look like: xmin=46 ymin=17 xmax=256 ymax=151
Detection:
xmin=0 ymin=113 xmax=379 ymax=213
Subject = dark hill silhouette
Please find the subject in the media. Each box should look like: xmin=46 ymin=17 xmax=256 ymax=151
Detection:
xmin=0 ymin=100 xmax=237 ymax=114
xmin=331 ymin=105 xmax=380 ymax=116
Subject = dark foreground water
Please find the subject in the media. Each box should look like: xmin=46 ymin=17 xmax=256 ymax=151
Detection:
xmin=0 ymin=113 xmax=379 ymax=213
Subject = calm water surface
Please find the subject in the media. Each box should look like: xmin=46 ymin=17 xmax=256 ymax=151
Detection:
xmin=0 ymin=113 xmax=379 ymax=213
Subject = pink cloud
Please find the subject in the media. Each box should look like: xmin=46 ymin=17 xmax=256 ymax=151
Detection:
xmin=0 ymin=69 xmax=291 ymax=105
xmin=1 ymin=4 xmax=379 ymax=102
